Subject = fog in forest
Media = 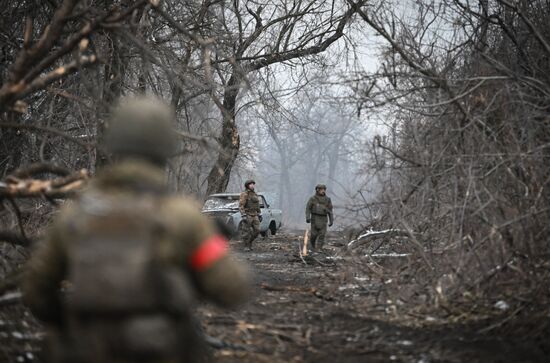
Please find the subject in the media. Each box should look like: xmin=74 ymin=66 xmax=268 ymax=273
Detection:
xmin=2 ymin=1 xmax=550 ymax=360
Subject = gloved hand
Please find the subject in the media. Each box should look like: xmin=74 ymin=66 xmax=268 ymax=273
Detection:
xmin=241 ymin=214 xmax=247 ymax=222
xmin=258 ymin=214 xmax=263 ymax=222
xmin=306 ymin=218 xmax=311 ymax=223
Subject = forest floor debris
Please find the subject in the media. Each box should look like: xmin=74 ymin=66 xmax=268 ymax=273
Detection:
xmin=1 ymin=230 xmax=549 ymax=362
xmin=199 ymin=231 xmax=550 ymax=363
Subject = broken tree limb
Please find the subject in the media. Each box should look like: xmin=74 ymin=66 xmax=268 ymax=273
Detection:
xmin=0 ymin=169 xmax=88 ymax=199
xmin=347 ymin=229 xmax=413 ymax=249
xmin=302 ymin=229 xmax=309 ymax=256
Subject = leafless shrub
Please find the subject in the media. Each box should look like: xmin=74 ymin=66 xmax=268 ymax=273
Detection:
xmin=350 ymin=0 xmax=550 ymax=313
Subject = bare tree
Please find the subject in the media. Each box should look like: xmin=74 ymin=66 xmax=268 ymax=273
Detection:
xmin=193 ymin=0 xmax=365 ymax=194
xmin=349 ymin=0 xmax=550 ymax=305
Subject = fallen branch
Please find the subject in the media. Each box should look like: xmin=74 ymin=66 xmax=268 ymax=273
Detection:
xmin=261 ymin=282 xmax=317 ymax=294
xmin=260 ymin=283 xmax=333 ymax=301
xmin=477 ymin=304 xmax=525 ymax=334
xmin=0 ymin=291 xmax=22 ymax=307
xmin=235 ymin=321 xmax=305 ymax=345
xmin=347 ymin=229 xmax=412 ymax=249
xmin=309 ymin=255 xmax=334 ymax=267
xmin=204 ymin=335 xmax=250 ymax=351
xmin=0 ymin=169 xmax=88 ymax=199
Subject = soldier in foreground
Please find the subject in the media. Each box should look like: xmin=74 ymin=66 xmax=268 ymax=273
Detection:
xmin=22 ymin=96 xmax=249 ymax=363
xmin=305 ymin=184 xmax=334 ymax=252
xmin=239 ymin=179 xmax=262 ymax=251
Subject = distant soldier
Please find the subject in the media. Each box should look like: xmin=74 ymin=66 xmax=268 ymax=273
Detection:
xmin=239 ymin=180 xmax=262 ymax=251
xmin=22 ymin=96 xmax=249 ymax=363
xmin=305 ymin=184 xmax=334 ymax=251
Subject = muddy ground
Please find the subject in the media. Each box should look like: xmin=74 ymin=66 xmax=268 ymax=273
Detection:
xmin=199 ymin=231 xmax=550 ymax=363
xmin=1 ymin=230 xmax=549 ymax=362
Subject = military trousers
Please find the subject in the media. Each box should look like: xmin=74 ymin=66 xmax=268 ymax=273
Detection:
xmin=310 ymin=215 xmax=328 ymax=250
xmin=241 ymin=215 xmax=260 ymax=248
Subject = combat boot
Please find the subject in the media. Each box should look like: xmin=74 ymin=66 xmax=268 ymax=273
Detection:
xmin=310 ymin=238 xmax=316 ymax=252
xmin=317 ymin=240 xmax=324 ymax=251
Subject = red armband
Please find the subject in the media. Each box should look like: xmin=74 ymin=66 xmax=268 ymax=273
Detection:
xmin=190 ymin=235 xmax=228 ymax=271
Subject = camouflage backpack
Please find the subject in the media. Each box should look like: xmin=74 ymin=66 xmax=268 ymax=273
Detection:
xmin=65 ymin=191 xmax=192 ymax=315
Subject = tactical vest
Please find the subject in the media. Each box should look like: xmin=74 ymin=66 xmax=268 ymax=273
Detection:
xmin=311 ymin=196 xmax=330 ymax=216
xmin=66 ymin=192 xmax=192 ymax=315
xmin=244 ymin=191 xmax=260 ymax=215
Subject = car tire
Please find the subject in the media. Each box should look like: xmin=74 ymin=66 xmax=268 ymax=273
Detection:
xmin=269 ymin=221 xmax=277 ymax=236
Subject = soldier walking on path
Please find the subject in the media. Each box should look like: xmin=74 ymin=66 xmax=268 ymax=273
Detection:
xmin=305 ymin=184 xmax=334 ymax=252
xmin=239 ymin=180 xmax=262 ymax=251
xmin=22 ymin=96 xmax=249 ymax=363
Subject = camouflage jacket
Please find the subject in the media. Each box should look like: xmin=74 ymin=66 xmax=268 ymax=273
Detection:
xmin=239 ymin=190 xmax=261 ymax=216
xmin=305 ymin=194 xmax=334 ymax=222
xmin=22 ymin=160 xmax=249 ymax=326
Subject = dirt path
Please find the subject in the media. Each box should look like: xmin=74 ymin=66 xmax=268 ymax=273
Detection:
xmin=199 ymin=232 xmax=549 ymax=363
xmin=1 ymin=231 xmax=547 ymax=362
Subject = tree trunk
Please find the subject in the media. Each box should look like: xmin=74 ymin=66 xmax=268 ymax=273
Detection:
xmin=327 ymin=143 xmax=340 ymax=186
xmin=205 ymin=73 xmax=241 ymax=195
xmin=308 ymin=142 xmax=324 ymax=188
xmin=95 ymin=34 xmax=125 ymax=170
xmin=270 ymin=131 xmax=293 ymax=218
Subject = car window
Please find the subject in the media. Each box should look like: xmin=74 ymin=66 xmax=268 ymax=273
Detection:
xmin=203 ymin=196 xmax=239 ymax=210
xmin=259 ymin=196 xmax=266 ymax=208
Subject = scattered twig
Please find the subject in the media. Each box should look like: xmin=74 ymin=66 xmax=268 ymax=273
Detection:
xmin=6 ymin=197 xmax=30 ymax=244
xmin=261 ymin=282 xmax=317 ymax=294
xmin=477 ymin=304 xmax=525 ymax=334
xmin=260 ymin=282 xmax=332 ymax=301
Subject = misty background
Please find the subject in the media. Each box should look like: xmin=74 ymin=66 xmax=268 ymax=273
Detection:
xmin=2 ymin=0 xmax=550 ymax=340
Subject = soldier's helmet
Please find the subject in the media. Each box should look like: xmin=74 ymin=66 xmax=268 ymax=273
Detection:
xmin=315 ymin=184 xmax=327 ymax=190
xmin=104 ymin=96 xmax=177 ymax=163
xmin=244 ymin=179 xmax=256 ymax=189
